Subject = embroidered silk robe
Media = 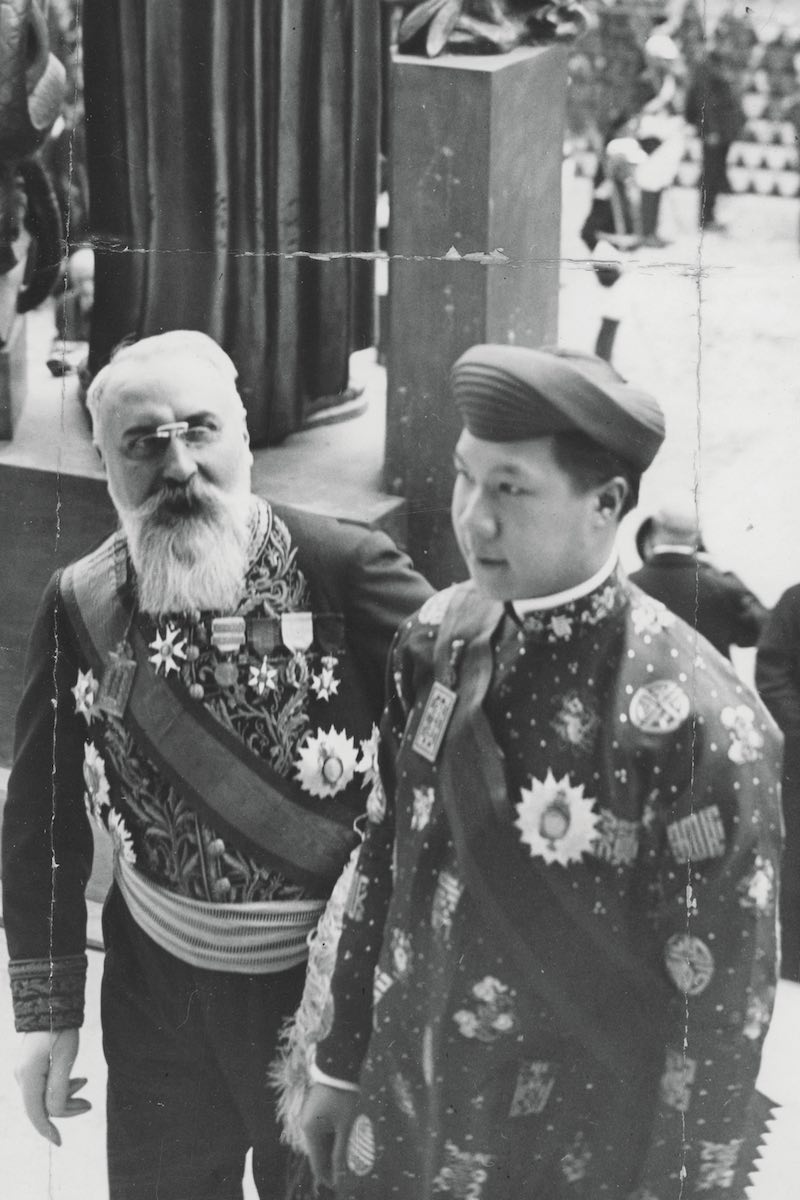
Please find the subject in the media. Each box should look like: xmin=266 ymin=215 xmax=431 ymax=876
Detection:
xmin=315 ymin=571 xmax=783 ymax=1200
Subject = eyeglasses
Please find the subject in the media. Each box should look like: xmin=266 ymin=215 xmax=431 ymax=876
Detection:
xmin=126 ymin=421 xmax=221 ymax=461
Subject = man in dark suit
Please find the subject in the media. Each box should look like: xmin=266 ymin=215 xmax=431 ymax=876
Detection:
xmin=685 ymin=50 xmax=744 ymax=233
xmin=630 ymin=501 xmax=768 ymax=659
xmin=2 ymin=330 xmax=432 ymax=1199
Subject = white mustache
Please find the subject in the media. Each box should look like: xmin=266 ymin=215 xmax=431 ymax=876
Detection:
xmin=139 ymin=478 xmax=222 ymax=524
xmin=115 ymin=485 xmax=252 ymax=616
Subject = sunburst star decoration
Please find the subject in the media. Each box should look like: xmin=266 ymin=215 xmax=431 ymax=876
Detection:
xmin=356 ymin=724 xmax=381 ymax=789
xmin=249 ymin=657 xmax=279 ymax=696
xmin=148 ymin=624 xmax=187 ymax=676
xmin=107 ymin=808 xmax=137 ymax=865
xmin=311 ymin=665 xmax=340 ymax=702
xmin=294 ymin=726 xmax=358 ymax=798
xmin=83 ymin=741 xmax=110 ymax=826
xmin=71 ymin=668 xmax=99 ymax=723
xmin=515 ymin=769 xmax=600 ymax=866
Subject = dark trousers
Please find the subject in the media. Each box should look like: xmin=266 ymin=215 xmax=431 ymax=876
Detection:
xmin=101 ymin=886 xmax=307 ymax=1200
xmin=699 ymin=142 xmax=731 ymax=226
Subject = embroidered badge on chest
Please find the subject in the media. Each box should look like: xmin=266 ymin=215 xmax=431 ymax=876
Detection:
xmin=412 ymin=681 xmax=457 ymax=763
xmin=515 ymin=770 xmax=600 ymax=866
xmin=96 ymin=651 xmax=137 ymax=718
xmin=629 ymin=679 xmax=690 ymax=734
xmin=667 ymin=805 xmax=726 ymax=863
xmin=664 ymin=933 xmax=715 ymax=995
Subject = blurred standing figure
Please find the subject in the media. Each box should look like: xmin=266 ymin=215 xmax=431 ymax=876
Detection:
xmin=630 ymin=32 xmax=684 ymax=247
xmin=685 ymin=50 xmax=744 ymax=232
xmin=55 ymin=247 xmax=95 ymax=343
xmin=756 ymin=586 xmax=800 ymax=982
xmin=630 ymin=501 xmax=769 ymax=659
xmin=48 ymin=246 xmax=95 ymax=377
xmin=580 ymin=137 xmax=645 ymax=362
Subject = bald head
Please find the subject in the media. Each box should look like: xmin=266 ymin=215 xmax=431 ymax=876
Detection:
xmin=650 ymin=500 xmax=702 ymax=550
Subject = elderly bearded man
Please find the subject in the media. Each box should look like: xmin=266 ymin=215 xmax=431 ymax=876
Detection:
xmin=300 ymin=346 xmax=783 ymax=1200
xmin=2 ymin=331 xmax=431 ymax=1199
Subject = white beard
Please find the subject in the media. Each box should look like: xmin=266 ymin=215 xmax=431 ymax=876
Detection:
xmin=113 ymin=480 xmax=252 ymax=617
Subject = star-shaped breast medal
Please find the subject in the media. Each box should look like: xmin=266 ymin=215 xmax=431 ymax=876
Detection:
xmin=515 ymin=770 xmax=600 ymax=866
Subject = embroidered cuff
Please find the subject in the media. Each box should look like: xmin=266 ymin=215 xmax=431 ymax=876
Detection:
xmin=8 ymin=956 xmax=87 ymax=1032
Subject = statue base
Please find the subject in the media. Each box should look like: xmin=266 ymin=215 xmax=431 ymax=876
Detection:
xmin=385 ymin=44 xmax=568 ymax=587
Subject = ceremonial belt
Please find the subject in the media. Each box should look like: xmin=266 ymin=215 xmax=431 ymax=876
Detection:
xmin=430 ymin=584 xmax=669 ymax=1083
xmin=61 ymin=535 xmax=359 ymax=892
xmin=114 ymin=853 xmax=324 ymax=974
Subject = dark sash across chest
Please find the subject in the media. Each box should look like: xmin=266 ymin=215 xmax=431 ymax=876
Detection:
xmin=403 ymin=585 xmax=670 ymax=1082
xmin=61 ymin=536 xmax=358 ymax=891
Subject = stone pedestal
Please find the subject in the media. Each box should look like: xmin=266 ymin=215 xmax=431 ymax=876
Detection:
xmin=0 ymin=314 xmax=27 ymax=440
xmin=385 ymin=45 xmax=567 ymax=585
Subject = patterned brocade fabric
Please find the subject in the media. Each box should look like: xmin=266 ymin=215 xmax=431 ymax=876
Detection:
xmin=317 ymin=571 xmax=783 ymax=1199
xmin=9 ymin=955 xmax=87 ymax=1032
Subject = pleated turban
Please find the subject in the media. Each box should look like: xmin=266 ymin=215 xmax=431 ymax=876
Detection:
xmin=451 ymin=345 xmax=665 ymax=471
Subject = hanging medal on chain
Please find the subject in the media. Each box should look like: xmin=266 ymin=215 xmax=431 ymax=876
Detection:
xmin=96 ymin=603 xmax=138 ymax=719
xmin=211 ymin=616 xmax=247 ymax=687
xmin=96 ymin=642 xmax=137 ymax=718
xmin=281 ymin=612 xmax=314 ymax=689
xmin=412 ymin=638 xmax=465 ymax=764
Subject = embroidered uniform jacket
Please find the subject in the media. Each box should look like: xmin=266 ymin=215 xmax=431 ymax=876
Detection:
xmin=315 ymin=571 xmax=783 ymax=1200
xmin=2 ymin=499 xmax=432 ymax=1032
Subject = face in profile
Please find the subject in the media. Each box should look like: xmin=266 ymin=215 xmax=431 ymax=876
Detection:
xmin=451 ymin=431 xmax=609 ymax=602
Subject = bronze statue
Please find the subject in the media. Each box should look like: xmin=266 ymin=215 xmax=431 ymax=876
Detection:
xmin=0 ymin=0 xmax=65 ymax=344
xmin=390 ymin=0 xmax=595 ymax=58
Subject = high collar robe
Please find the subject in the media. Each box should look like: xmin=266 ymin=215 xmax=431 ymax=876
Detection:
xmin=316 ymin=570 xmax=783 ymax=1199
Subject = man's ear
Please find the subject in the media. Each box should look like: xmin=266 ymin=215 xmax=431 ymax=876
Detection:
xmin=241 ymin=419 xmax=255 ymax=465
xmin=594 ymin=477 xmax=628 ymax=522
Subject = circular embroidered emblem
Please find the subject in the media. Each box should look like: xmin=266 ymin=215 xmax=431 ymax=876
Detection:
xmin=664 ymin=933 xmax=715 ymax=995
xmin=346 ymin=1114 xmax=377 ymax=1177
xmin=629 ymin=680 xmax=691 ymax=734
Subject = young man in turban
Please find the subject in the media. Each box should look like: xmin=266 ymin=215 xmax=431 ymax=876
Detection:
xmin=300 ymin=346 xmax=783 ymax=1199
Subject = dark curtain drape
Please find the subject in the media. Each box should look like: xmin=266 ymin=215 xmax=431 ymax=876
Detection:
xmin=83 ymin=0 xmax=383 ymax=445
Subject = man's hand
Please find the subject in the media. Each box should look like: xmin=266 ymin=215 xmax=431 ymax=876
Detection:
xmin=300 ymin=1082 xmax=360 ymax=1191
xmin=14 ymin=1029 xmax=91 ymax=1146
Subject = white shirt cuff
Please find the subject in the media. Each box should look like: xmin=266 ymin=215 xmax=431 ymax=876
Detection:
xmin=309 ymin=1058 xmax=360 ymax=1093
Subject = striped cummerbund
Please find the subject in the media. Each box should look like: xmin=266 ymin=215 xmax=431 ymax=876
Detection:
xmin=114 ymin=853 xmax=325 ymax=974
